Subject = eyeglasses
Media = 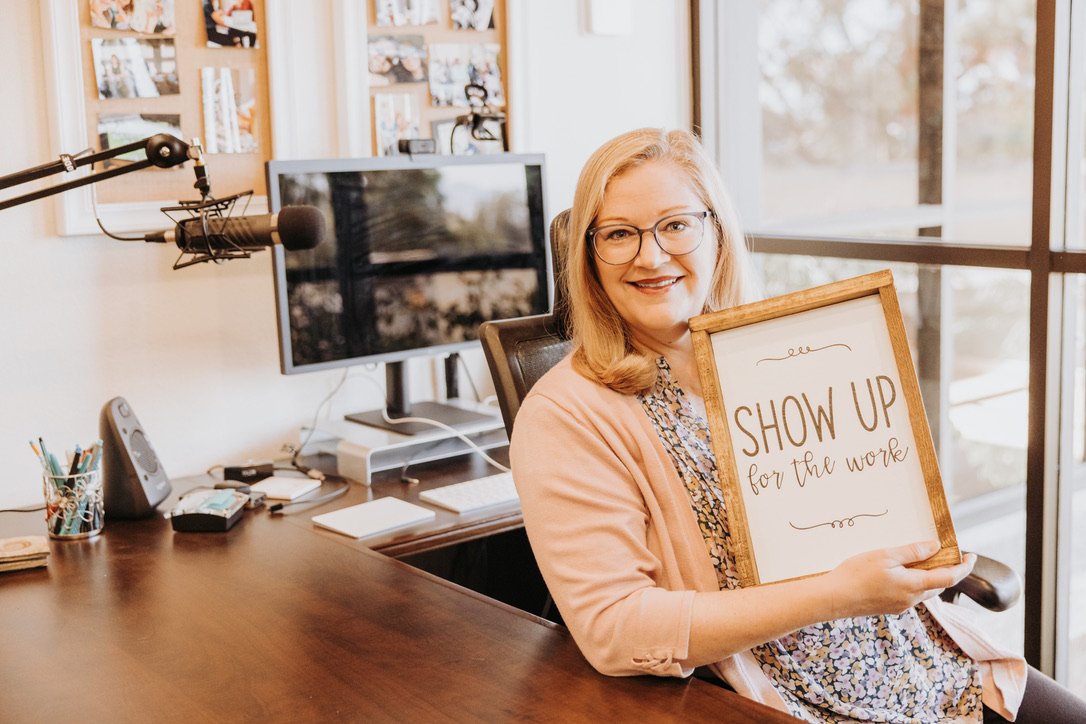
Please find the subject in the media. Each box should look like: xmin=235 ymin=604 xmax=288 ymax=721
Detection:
xmin=587 ymin=210 xmax=712 ymax=266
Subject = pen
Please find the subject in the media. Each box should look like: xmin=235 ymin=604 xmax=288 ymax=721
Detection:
xmin=86 ymin=440 xmax=103 ymax=472
xmin=68 ymin=446 xmax=83 ymax=476
xmin=38 ymin=437 xmax=56 ymax=475
xmin=29 ymin=440 xmax=47 ymax=471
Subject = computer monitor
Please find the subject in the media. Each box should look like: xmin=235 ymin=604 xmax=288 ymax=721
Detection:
xmin=266 ymin=153 xmax=549 ymax=435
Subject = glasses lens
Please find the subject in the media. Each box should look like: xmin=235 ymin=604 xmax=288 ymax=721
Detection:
xmin=655 ymin=213 xmax=705 ymax=255
xmin=592 ymin=225 xmax=640 ymax=264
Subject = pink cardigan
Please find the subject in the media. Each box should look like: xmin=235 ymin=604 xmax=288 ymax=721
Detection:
xmin=509 ymin=357 xmax=1026 ymax=719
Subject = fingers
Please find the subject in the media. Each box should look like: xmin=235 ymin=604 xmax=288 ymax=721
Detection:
xmin=884 ymin=539 xmax=941 ymax=565
xmin=914 ymin=552 xmax=977 ymax=591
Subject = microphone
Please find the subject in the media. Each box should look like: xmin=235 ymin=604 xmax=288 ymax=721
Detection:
xmin=145 ymin=205 xmax=325 ymax=254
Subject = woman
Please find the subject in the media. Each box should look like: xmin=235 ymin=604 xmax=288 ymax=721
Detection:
xmin=510 ymin=128 xmax=1086 ymax=721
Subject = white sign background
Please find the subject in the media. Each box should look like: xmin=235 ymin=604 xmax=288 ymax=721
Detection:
xmin=710 ymin=295 xmax=939 ymax=583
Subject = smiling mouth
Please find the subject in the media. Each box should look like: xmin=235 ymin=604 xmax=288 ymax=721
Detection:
xmin=631 ymin=278 xmax=680 ymax=289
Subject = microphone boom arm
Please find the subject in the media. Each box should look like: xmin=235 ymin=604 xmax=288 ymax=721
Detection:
xmin=0 ymin=133 xmax=314 ymax=271
xmin=0 ymin=134 xmax=196 ymax=212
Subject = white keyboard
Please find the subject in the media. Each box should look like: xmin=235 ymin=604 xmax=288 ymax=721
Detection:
xmin=419 ymin=472 xmax=519 ymax=514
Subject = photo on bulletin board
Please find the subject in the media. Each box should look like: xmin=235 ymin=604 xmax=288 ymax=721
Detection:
xmin=374 ymin=0 xmax=440 ymax=27
xmin=450 ymin=0 xmax=495 ymax=30
xmin=200 ymin=67 xmax=258 ymax=154
xmin=428 ymin=43 xmax=504 ymax=107
xmin=431 ymin=118 xmax=503 ymax=155
xmin=91 ymin=37 xmax=179 ymax=99
xmin=689 ymin=270 xmax=960 ymax=588
xmin=202 ymin=0 xmax=259 ymax=48
xmin=374 ymin=93 xmax=421 ymax=156
xmin=368 ymin=35 xmax=428 ymax=87
xmin=89 ymin=0 xmax=177 ymax=34
xmin=97 ymin=113 xmax=183 ymax=168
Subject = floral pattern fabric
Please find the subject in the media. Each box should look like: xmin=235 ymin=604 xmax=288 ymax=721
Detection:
xmin=638 ymin=357 xmax=983 ymax=722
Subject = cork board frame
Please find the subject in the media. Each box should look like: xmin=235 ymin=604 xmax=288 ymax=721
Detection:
xmin=689 ymin=270 xmax=960 ymax=587
xmin=40 ymin=0 xmax=271 ymax=236
xmin=365 ymin=0 xmax=509 ymax=157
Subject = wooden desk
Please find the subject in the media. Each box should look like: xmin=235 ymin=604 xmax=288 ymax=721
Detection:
xmin=0 ymin=494 xmax=791 ymax=721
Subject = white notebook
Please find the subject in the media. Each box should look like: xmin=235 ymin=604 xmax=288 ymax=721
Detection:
xmin=251 ymin=476 xmax=322 ymax=501
xmin=311 ymin=497 xmax=436 ymax=539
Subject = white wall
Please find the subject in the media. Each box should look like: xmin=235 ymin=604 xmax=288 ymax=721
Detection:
xmin=507 ymin=0 xmax=692 ymax=209
xmin=0 ymin=0 xmax=690 ymax=508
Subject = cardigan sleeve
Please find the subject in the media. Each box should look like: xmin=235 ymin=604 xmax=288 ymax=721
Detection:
xmin=510 ymin=383 xmax=697 ymax=678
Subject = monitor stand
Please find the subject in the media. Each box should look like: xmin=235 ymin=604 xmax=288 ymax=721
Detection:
xmin=344 ymin=359 xmax=497 ymax=436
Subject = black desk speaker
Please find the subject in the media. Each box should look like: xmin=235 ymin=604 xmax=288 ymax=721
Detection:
xmin=99 ymin=396 xmax=172 ymax=519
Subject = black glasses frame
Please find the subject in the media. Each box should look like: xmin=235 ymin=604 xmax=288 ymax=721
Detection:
xmin=587 ymin=210 xmax=713 ymax=265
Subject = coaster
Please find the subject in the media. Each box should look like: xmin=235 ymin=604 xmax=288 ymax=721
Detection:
xmin=0 ymin=536 xmax=50 ymax=573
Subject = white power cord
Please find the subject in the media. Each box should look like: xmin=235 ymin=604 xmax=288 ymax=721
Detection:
xmin=380 ymin=409 xmax=511 ymax=473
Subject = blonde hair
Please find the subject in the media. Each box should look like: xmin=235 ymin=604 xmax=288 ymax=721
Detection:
xmin=565 ymin=127 xmax=752 ymax=395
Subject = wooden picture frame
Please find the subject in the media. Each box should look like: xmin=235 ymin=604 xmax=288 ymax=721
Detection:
xmin=689 ymin=270 xmax=960 ymax=587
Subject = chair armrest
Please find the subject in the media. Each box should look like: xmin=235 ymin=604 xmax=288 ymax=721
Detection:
xmin=940 ymin=553 xmax=1021 ymax=612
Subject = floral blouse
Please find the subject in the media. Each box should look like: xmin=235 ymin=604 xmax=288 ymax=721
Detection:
xmin=639 ymin=358 xmax=983 ymax=722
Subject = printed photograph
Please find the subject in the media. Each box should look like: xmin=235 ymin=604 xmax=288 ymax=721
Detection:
xmin=200 ymin=67 xmax=258 ymax=153
xmin=431 ymin=118 xmax=504 ymax=155
xmin=203 ymin=0 xmax=259 ymax=48
xmin=90 ymin=0 xmax=177 ymax=34
xmin=373 ymin=93 xmax=421 ymax=156
xmin=428 ymin=43 xmax=504 ymax=107
xmin=374 ymin=0 xmax=439 ymax=27
xmin=92 ymin=38 xmax=179 ymax=99
xmin=449 ymin=0 xmax=495 ymax=31
xmin=368 ymin=35 xmax=428 ymax=87
xmin=97 ymin=113 xmax=183 ymax=169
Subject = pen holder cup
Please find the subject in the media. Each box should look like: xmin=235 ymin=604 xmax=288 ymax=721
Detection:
xmin=43 ymin=467 xmax=104 ymax=540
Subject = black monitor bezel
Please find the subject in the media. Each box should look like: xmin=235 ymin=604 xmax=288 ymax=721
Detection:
xmin=266 ymin=153 xmax=549 ymax=376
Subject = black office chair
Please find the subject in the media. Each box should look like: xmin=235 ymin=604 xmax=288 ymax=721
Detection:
xmin=479 ymin=210 xmax=1020 ymax=614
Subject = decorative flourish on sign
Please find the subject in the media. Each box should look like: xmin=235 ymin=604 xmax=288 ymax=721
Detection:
xmin=756 ymin=343 xmax=852 ymax=366
xmin=789 ymin=509 xmax=888 ymax=532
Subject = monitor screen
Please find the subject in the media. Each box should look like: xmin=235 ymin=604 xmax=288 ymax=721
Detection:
xmin=266 ymin=154 xmax=549 ymax=375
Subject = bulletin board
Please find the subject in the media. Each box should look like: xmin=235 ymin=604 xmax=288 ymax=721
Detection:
xmin=366 ymin=0 xmax=508 ymax=156
xmin=689 ymin=270 xmax=960 ymax=587
xmin=77 ymin=1 xmax=271 ymax=206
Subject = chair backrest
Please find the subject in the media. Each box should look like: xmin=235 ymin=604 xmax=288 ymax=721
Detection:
xmin=479 ymin=210 xmax=573 ymax=437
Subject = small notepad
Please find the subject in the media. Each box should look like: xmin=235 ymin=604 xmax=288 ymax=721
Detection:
xmin=311 ymin=497 xmax=436 ymax=539
xmin=251 ymin=476 xmax=322 ymax=501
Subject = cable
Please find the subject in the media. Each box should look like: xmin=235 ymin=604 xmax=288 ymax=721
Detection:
xmin=292 ymin=367 xmax=351 ymax=465
xmin=91 ymin=187 xmax=146 ymax=241
xmin=398 ymin=439 xmax=447 ymax=485
xmin=380 ymin=409 xmax=510 ymax=473
xmin=455 ymin=353 xmax=482 ymax=402
xmin=0 ymin=504 xmax=46 ymax=513
xmin=267 ymin=485 xmax=349 ymax=514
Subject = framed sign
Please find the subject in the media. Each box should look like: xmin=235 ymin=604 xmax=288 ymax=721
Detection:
xmin=690 ymin=270 xmax=960 ymax=587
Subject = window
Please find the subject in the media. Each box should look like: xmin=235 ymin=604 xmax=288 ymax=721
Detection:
xmin=698 ymin=0 xmax=1084 ymax=691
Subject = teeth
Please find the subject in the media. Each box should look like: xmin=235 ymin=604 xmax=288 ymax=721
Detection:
xmin=633 ymin=278 xmax=678 ymax=289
